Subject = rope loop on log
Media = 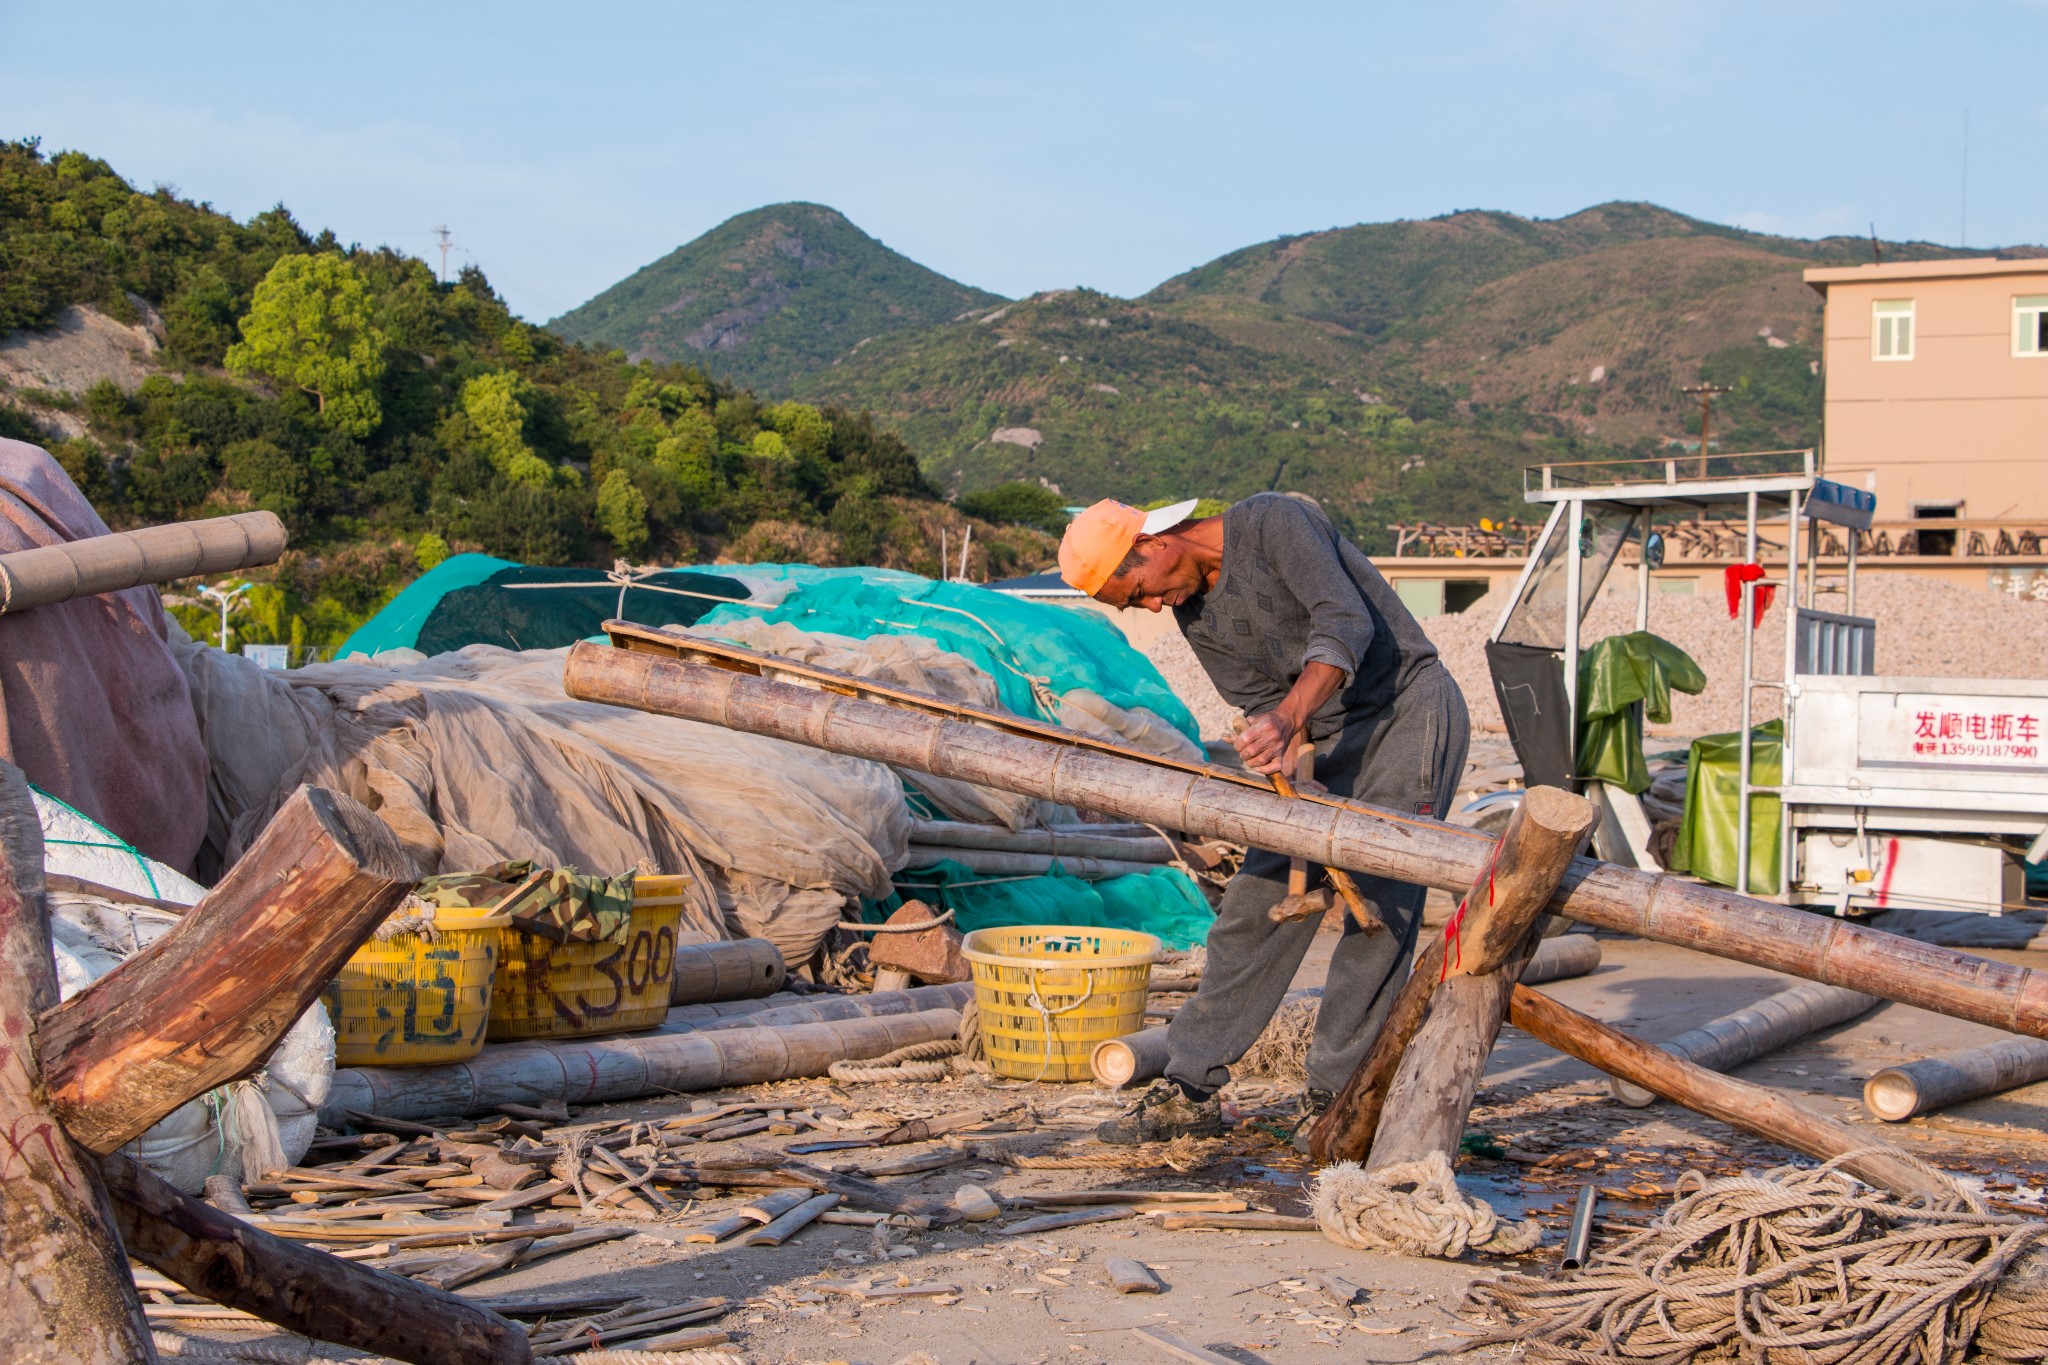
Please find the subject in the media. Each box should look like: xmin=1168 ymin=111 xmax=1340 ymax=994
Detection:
xmin=1312 ymin=1153 xmax=1543 ymax=1259
xmin=827 ymin=1037 xmax=961 ymax=1082
xmin=1464 ymin=1153 xmax=2048 ymax=1365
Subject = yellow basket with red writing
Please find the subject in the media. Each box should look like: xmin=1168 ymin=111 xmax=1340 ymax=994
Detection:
xmin=324 ymin=908 xmax=509 ymax=1068
xmin=485 ymin=875 xmax=686 ymax=1041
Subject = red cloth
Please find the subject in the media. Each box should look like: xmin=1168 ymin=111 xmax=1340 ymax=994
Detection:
xmin=0 ymin=438 xmax=208 ymax=875
xmin=1723 ymin=563 xmax=1775 ymax=628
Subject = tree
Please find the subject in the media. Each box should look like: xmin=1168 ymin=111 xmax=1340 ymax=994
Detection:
xmin=596 ymin=469 xmax=648 ymax=556
xmin=958 ymin=481 xmax=1069 ymax=533
xmin=460 ymin=371 xmax=555 ymax=488
xmin=765 ymin=400 xmax=832 ymax=459
xmin=225 ymin=254 xmax=388 ymax=437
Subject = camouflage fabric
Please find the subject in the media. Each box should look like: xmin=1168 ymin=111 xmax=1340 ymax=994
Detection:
xmin=411 ymin=860 xmax=637 ymax=945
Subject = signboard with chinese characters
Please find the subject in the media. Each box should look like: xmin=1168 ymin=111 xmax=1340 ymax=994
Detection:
xmin=1859 ymin=693 xmax=2047 ymax=767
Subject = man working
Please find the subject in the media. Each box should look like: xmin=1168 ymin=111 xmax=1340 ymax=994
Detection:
xmin=1057 ymin=494 xmax=1468 ymax=1144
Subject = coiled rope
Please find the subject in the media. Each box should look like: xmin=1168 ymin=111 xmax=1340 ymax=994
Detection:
xmin=1464 ymin=1152 xmax=2048 ymax=1365
xmin=1312 ymin=1152 xmax=1543 ymax=1259
xmin=826 ymin=1037 xmax=962 ymax=1083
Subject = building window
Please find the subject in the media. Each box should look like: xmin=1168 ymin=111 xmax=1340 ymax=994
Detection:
xmin=1872 ymin=300 xmax=1914 ymax=360
xmin=2017 ymin=296 xmax=2048 ymax=357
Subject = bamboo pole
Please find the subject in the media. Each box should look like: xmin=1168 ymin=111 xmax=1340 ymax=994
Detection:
xmin=1610 ymin=981 xmax=1879 ymax=1107
xmin=1521 ymin=932 xmax=1601 ymax=986
xmin=904 ymin=844 xmax=1165 ymax=879
xmin=909 ymin=819 xmax=1173 ymax=863
xmin=670 ymin=938 xmax=786 ymax=1006
xmin=321 ymin=1007 xmax=963 ymax=1124
xmin=1091 ymin=935 xmax=1602 ymax=1090
xmin=0 ymin=510 xmax=285 ymax=616
xmin=0 ymin=761 xmax=154 ymax=1361
xmin=1864 ymin=1036 xmax=2048 ymax=1122
xmin=1509 ymin=984 xmax=1950 ymax=1202
xmin=1318 ymin=786 xmax=1594 ymax=1166
xmin=662 ymin=983 xmax=974 ymax=1035
xmin=41 ymin=787 xmax=418 ymax=1153
xmin=558 ymin=644 xmax=2048 ymax=1041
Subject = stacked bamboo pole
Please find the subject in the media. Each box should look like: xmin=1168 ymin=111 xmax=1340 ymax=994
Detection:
xmin=1864 ymin=1036 xmax=2048 ymax=1121
xmin=560 ymin=644 xmax=2048 ymax=1041
xmin=1609 ymin=981 xmax=1878 ymax=1107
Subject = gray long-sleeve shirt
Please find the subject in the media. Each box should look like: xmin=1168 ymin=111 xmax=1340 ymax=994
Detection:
xmin=1173 ymin=493 xmax=1440 ymax=740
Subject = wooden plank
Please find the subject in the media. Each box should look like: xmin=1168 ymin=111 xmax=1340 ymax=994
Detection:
xmin=996 ymin=1206 xmax=1139 ymax=1236
xmin=1131 ymin=1326 xmax=1239 ymax=1364
xmin=1103 ymin=1257 xmax=1163 ymax=1294
xmin=41 ymin=786 xmax=417 ymax=1153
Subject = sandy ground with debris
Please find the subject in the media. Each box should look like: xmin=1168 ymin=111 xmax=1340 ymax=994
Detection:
xmin=172 ymin=901 xmax=2048 ymax=1365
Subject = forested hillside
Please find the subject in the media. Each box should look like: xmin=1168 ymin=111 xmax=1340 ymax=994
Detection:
xmin=550 ymin=203 xmax=1002 ymax=392
xmin=0 ymin=142 xmax=1049 ymax=653
xmin=786 ymin=203 xmax=2036 ymax=548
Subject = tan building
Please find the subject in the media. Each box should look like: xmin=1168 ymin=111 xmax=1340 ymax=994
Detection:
xmin=1804 ymin=257 xmax=2048 ymax=533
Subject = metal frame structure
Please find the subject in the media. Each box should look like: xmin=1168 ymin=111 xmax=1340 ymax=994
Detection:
xmin=1488 ymin=450 xmax=1877 ymax=894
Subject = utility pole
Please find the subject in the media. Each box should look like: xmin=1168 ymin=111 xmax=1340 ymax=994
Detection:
xmin=1680 ymin=383 xmax=1732 ymax=478
xmin=432 ymin=226 xmax=456 ymax=283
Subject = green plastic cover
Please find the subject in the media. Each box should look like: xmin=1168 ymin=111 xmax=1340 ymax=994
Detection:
xmin=864 ymin=860 xmax=1215 ymax=950
xmin=696 ymin=574 xmax=1200 ymax=744
xmin=1669 ymin=722 xmax=1783 ymax=895
xmin=1575 ymin=632 xmax=1707 ymax=794
xmin=339 ymin=554 xmax=750 ymax=659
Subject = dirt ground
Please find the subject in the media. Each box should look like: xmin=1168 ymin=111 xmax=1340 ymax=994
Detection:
xmin=171 ymin=889 xmax=2048 ymax=1365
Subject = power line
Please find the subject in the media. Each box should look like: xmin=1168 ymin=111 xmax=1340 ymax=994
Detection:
xmin=432 ymin=225 xmax=459 ymax=283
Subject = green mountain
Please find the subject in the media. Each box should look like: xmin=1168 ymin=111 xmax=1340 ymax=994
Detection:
xmin=549 ymin=203 xmax=1003 ymax=392
xmin=0 ymin=143 xmax=1053 ymax=655
xmin=789 ymin=204 xmax=2038 ymax=548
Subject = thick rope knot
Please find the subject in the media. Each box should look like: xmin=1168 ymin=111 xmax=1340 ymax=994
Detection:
xmin=1312 ymin=1153 xmax=1544 ymax=1259
xmin=827 ymin=1037 xmax=961 ymax=1083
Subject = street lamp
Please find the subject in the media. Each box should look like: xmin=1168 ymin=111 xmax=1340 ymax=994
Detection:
xmin=196 ymin=581 xmax=251 ymax=652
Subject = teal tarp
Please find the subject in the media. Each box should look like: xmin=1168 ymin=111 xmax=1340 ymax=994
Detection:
xmin=695 ymin=573 xmax=1200 ymax=744
xmin=866 ymin=859 xmax=1215 ymax=950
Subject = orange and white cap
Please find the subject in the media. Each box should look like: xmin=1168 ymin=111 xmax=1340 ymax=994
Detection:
xmin=1057 ymin=498 xmax=1201 ymax=596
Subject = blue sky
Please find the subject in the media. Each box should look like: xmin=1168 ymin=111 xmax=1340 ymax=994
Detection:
xmin=5 ymin=1 xmax=2042 ymax=321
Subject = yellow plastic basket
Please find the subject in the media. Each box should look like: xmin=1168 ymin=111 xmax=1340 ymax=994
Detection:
xmin=324 ymin=910 xmax=508 ymax=1068
xmin=961 ymin=925 xmax=1160 ymax=1082
xmin=487 ymin=883 xmax=686 ymax=1041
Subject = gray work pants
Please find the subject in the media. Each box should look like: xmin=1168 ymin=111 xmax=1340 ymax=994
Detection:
xmin=1166 ymin=663 xmax=1470 ymax=1095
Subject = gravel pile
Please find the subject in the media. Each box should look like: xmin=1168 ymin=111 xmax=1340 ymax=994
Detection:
xmin=1141 ymin=574 xmax=2048 ymax=742
xmin=1425 ymin=573 xmax=2048 ymax=736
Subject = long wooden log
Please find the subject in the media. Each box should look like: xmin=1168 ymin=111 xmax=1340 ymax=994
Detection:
xmin=0 ymin=761 xmax=155 ymax=1361
xmin=1509 ymin=984 xmax=1950 ymax=1202
xmin=1863 ymin=1036 xmax=2048 ymax=1121
xmin=559 ymin=644 xmax=2048 ymax=1040
xmin=41 ymin=786 xmax=418 ymax=1153
xmin=670 ymin=937 xmax=787 ymax=1006
xmin=322 ymin=1007 xmax=963 ymax=1123
xmin=100 ymin=1153 xmax=529 ymax=1363
xmin=1321 ymin=786 xmax=1594 ymax=1167
xmin=1610 ymin=981 xmax=1879 ymax=1107
xmin=0 ymin=510 xmax=285 ymax=616
xmin=909 ymin=819 xmax=1174 ymax=863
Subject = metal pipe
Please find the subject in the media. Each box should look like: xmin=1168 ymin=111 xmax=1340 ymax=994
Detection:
xmin=1634 ymin=511 xmax=1650 ymax=634
xmin=1737 ymin=492 xmax=1759 ymax=894
xmin=1560 ymin=1184 xmax=1598 ymax=1271
xmin=1564 ymin=500 xmax=1584 ymax=765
